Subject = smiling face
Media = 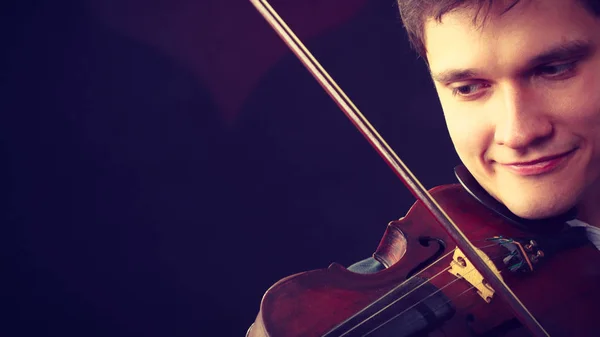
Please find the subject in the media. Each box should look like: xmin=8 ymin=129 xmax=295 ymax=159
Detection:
xmin=424 ymin=0 xmax=600 ymax=221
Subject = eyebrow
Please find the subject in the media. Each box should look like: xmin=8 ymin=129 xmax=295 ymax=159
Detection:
xmin=430 ymin=39 xmax=595 ymax=84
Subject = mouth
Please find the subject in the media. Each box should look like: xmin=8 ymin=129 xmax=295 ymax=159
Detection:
xmin=500 ymin=149 xmax=577 ymax=176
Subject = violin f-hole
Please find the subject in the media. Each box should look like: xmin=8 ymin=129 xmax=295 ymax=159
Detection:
xmin=406 ymin=236 xmax=447 ymax=279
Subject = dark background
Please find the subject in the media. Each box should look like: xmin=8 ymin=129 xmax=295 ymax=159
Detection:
xmin=2 ymin=0 xmax=460 ymax=336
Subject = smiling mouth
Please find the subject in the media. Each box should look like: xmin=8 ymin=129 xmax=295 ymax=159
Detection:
xmin=501 ymin=149 xmax=577 ymax=176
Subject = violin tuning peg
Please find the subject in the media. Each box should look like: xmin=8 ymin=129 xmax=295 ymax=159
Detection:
xmin=524 ymin=240 xmax=538 ymax=251
xmin=529 ymin=250 xmax=545 ymax=263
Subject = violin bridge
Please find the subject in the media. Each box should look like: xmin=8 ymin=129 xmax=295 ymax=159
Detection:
xmin=447 ymin=248 xmax=503 ymax=303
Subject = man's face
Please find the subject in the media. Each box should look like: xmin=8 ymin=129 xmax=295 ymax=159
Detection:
xmin=424 ymin=0 xmax=600 ymax=220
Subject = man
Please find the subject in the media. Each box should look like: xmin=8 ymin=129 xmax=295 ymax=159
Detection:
xmin=248 ymin=0 xmax=600 ymax=335
xmin=351 ymin=0 xmax=600 ymax=270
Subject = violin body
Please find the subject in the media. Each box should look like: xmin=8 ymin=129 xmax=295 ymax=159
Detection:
xmin=249 ymin=184 xmax=600 ymax=337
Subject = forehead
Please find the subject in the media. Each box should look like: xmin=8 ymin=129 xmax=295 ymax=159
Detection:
xmin=424 ymin=0 xmax=600 ymax=76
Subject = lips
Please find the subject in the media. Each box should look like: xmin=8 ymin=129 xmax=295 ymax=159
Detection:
xmin=500 ymin=149 xmax=577 ymax=176
xmin=505 ymin=150 xmax=575 ymax=166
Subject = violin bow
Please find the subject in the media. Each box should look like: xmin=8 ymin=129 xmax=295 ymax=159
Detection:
xmin=249 ymin=1 xmax=549 ymax=336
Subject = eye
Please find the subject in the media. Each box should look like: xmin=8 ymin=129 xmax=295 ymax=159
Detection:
xmin=451 ymin=82 xmax=489 ymax=99
xmin=535 ymin=61 xmax=577 ymax=79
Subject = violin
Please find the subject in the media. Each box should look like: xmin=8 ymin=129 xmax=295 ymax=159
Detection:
xmin=246 ymin=1 xmax=600 ymax=336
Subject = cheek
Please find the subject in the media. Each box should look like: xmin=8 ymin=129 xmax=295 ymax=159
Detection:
xmin=442 ymin=107 xmax=491 ymax=161
xmin=581 ymin=103 xmax=600 ymax=171
xmin=546 ymin=71 xmax=600 ymax=150
xmin=547 ymin=79 xmax=600 ymax=124
xmin=556 ymin=60 xmax=600 ymax=127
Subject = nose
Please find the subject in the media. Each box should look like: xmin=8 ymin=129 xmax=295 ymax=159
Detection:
xmin=493 ymin=85 xmax=553 ymax=149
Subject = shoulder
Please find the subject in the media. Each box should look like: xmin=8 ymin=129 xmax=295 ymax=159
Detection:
xmin=347 ymin=257 xmax=386 ymax=274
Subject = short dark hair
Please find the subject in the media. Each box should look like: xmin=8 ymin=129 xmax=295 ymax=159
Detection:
xmin=396 ymin=0 xmax=600 ymax=58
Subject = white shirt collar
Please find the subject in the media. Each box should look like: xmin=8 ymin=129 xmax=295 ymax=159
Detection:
xmin=567 ymin=219 xmax=600 ymax=250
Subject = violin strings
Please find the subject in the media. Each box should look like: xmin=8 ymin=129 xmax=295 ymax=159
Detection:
xmin=473 ymin=241 xmax=505 ymax=250
xmin=367 ymin=274 xmax=503 ymax=336
xmin=363 ymin=277 xmax=473 ymax=336
xmin=365 ymin=284 xmax=480 ymax=337
xmin=359 ymin=265 xmax=466 ymax=336
xmin=339 ymin=263 xmax=456 ymax=336
xmin=343 ymin=241 xmax=516 ymax=336
xmin=361 ymin=249 xmax=524 ymax=336
xmin=339 ymin=249 xmax=463 ymax=336
xmin=335 ymin=249 xmax=457 ymax=336
xmin=346 ymin=239 xmax=503 ymax=332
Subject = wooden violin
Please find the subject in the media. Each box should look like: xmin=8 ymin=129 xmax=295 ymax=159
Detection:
xmin=246 ymin=1 xmax=600 ymax=336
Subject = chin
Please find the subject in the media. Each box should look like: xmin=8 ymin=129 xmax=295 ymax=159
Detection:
xmin=501 ymin=193 xmax=576 ymax=220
